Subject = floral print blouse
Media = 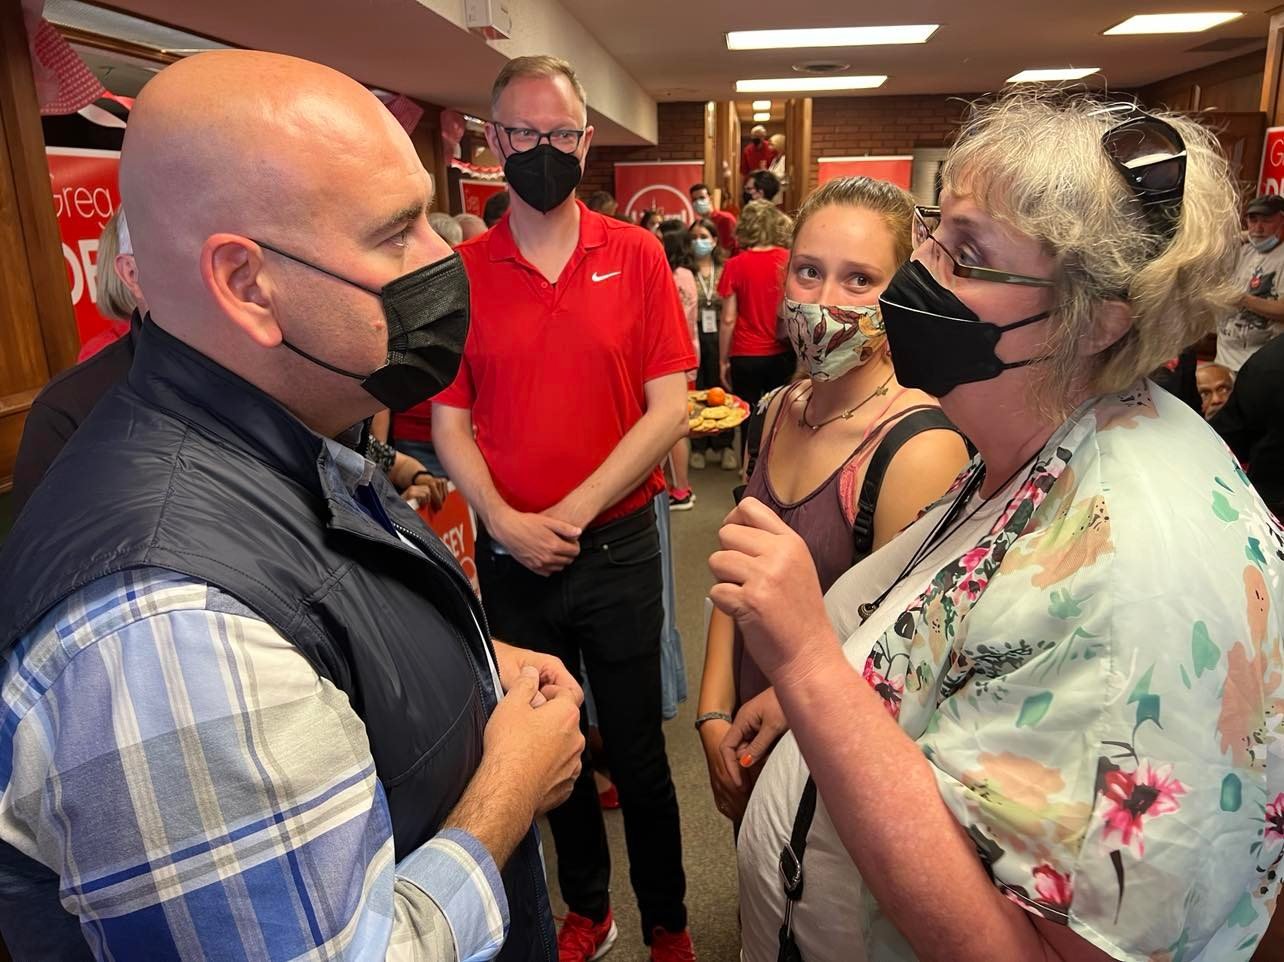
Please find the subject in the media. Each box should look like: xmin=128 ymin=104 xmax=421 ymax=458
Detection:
xmin=823 ymin=383 xmax=1282 ymax=959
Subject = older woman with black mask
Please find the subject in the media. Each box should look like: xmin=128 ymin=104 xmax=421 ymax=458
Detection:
xmin=719 ymin=91 xmax=1284 ymax=962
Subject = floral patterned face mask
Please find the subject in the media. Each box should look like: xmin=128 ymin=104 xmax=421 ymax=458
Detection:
xmin=780 ymin=298 xmax=886 ymax=382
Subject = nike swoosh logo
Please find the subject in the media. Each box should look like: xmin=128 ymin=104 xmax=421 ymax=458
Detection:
xmin=592 ymin=271 xmax=621 ymax=283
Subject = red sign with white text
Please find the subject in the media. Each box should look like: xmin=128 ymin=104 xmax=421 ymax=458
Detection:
xmin=615 ymin=160 xmax=704 ymax=225
xmin=460 ymin=178 xmax=506 ymax=220
xmin=1259 ymin=127 xmax=1284 ymax=196
xmin=817 ymin=155 xmax=913 ymax=191
xmin=418 ymin=485 xmax=479 ymax=592
xmin=46 ymin=147 xmax=122 ymax=348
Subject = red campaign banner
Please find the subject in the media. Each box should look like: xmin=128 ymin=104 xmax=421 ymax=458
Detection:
xmin=46 ymin=147 xmax=122 ymax=348
xmin=1259 ymin=127 xmax=1284 ymax=196
xmin=817 ymin=155 xmax=913 ymax=190
xmin=615 ymin=160 xmax=704 ymax=224
xmin=417 ymin=485 xmax=479 ymax=591
xmin=460 ymin=178 xmax=506 ymax=219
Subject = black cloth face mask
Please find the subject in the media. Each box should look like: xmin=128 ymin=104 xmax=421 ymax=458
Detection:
xmin=501 ymin=143 xmax=583 ymax=213
xmin=879 ymin=259 xmax=1049 ymax=398
xmin=256 ymin=240 xmax=470 ymax=412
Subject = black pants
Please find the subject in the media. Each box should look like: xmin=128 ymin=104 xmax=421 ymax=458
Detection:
xmin=477 ymin=505 xmax=687 ymax=939
xmin=693 ymin=331 xmax=731 ymax=454
xmin=730 ymin=352 xmax=794 ymax=455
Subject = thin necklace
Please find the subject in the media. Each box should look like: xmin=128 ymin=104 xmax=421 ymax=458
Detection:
xmin=856 ymin=453 xmax=1037 ymax=624
xmin=799 ymin=370 xmax=894 ymax=431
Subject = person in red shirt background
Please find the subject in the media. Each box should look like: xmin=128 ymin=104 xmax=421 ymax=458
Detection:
xmin=689 ymin=182 xmax=737 ymax=256
xmin=432 ymin=55 xmax=697 ymax=962
xmin=740 ymin=124 xmax=778 ymax=179
xmin=717 ymin=200 xmax=795 ymax=431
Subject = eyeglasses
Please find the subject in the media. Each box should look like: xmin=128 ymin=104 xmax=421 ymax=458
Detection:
xmin=493 ymin=124 xmax=586 ymax=154
xmin=913 ymin=206 xmax=1057 ymax=288
xmin=1097 ymin=106 xmax=1187 ymax=251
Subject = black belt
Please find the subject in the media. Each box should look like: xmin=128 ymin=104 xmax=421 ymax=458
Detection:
xmin=576 ymin=501 xmax=656 ymax=551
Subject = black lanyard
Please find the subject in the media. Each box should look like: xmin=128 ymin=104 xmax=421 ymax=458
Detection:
xmin=857 ymin=455 xmax=1035 ymax=625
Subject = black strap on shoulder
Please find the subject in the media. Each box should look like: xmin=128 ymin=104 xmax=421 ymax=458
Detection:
xmin=780 ymin=776 xmax=818 ymax=900
xmin=776 ymin=776 xmax=818 ymax=961
xmin=851 ymin=407 xmax=961 ymax=562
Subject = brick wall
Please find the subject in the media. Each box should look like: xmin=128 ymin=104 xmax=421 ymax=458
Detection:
xmin=580 ymin=95 xmax=979 ymax=204
xmin=808 ymin=94 xmax=976 ymax=193
xmin=579 ymin=101 xmax=705 ymax=201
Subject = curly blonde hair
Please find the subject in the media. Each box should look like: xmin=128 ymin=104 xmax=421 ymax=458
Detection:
xmin=943 ymin=89 xmax=1241 ymax=417
xmin=736 ymin=199 xmax=792 ymax=249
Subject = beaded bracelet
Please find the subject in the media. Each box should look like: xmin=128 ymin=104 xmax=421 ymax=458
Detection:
xmin=693 ymin=711 xmax=733 ymax=731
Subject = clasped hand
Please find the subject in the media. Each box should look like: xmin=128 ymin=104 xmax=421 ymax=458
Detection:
xmin=492 ymin=502 xmax=586 ymax=576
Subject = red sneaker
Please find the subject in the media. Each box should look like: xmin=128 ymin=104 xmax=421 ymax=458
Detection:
xmin=650 ymin=926 xmax=696 ymax=962
xmin=598 ymin=782 xmax=620 ymax=810
xmin=668 ymin=488 xmax=695 ymax=511
xmin=557 ymin=910 xmax=618 ymax=962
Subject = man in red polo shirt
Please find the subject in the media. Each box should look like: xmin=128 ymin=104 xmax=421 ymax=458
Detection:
xmin=433 ymin=55 xmax=696 ymax=962
xmin=740 ymin=124 xmax=778 ymax=180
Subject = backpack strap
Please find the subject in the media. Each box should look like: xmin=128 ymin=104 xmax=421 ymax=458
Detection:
xmin=851 ymin=407 xmax=962 ymax=562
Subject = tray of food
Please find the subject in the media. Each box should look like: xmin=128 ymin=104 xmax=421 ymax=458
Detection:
xmin=687 ymin=387 xmax=749 ymax=435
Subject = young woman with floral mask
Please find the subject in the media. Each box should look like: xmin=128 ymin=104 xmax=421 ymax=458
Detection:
xmin=695 ymin=176 xmax=969 ymax=824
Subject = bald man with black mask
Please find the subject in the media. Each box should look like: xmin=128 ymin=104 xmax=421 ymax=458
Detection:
xmin=0 ymin=51 xmax=582 ymax=961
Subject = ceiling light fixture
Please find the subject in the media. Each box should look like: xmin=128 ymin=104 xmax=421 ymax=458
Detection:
xmin=1006 ymin=67 xmax=1100 ymax=82
xmin=751 ymin=99 xmax=772 ymax=110
xmin=726 ymin=25 xmax=938 ymax=50
xmin=753 ymin=111 xmax=771 ymax=121
xmin=736 ymin=75 xmax=887 ymax=93
xmin=1104 ymin=12 xmax=1243 ymax=34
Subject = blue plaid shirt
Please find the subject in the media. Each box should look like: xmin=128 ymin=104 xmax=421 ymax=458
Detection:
xmin=0 ymin=562 xmax=509 ymax=960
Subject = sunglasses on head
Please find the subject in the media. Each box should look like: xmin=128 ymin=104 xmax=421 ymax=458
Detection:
xmin=1096 ymin=104 xmax=1187 ymax=252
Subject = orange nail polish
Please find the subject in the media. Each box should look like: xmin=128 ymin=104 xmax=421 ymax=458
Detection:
xmin=740 ymin=753 xmax=754 ymax=768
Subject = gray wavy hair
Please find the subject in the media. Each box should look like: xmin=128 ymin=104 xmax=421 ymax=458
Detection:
xmin=942 ymin=89 xmax=1242 ymax=417
xmin=428 ymin=211 xmax=463 ymax=247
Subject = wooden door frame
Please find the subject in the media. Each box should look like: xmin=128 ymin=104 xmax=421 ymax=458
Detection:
xmin=0 ymin=0 xmax=79 ymax=493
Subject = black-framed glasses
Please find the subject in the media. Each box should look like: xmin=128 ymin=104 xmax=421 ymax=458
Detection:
xmin=913 ymin=206 xmax=1057 ymax=288
xmin=493 ymin=123 xmax=586 ymax=154
xmin=1098 ymin=106 xmax=1187 ymax=251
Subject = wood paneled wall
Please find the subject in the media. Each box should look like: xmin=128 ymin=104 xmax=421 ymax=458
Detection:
xmin=0 ymin=0 xmax=79 ymax=495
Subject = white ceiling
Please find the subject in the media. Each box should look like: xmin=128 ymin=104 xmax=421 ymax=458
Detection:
xmin=57 ymin=0 xmax=652 ymax=143
xmin=50 ymin=0 xmax=1275 ymax=148
xmin=559 ymin=0 xmax=1272 ymax=99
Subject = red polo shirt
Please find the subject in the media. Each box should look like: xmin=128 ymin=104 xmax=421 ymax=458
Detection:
xmin=710 ymin=209 xmax=738 ymax=256
xmin=393 ymin=400 xmax=432 ymax=443
xmin=435 ymin=202 xmax=695 ymax=527
xmin=740 ymin=140 xmax=778 ymax=176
